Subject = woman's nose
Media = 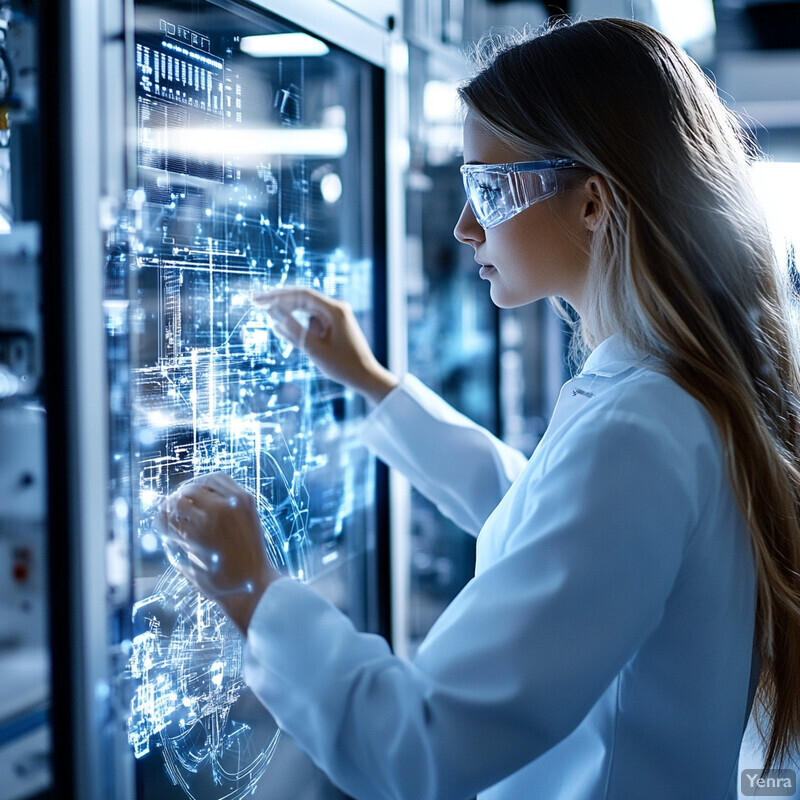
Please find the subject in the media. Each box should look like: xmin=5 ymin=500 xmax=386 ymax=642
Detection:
xmin=453 ymin=201 xmax=485 ymax=245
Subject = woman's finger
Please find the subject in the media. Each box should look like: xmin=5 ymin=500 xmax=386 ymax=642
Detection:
xmin=201 ymin=472 xmax=244 ymax=498
xmin=269 ymin=311 xmax=312 ymax=350
xmin=254 ymin=289 xmax=335 ymax=331
xmin=307 ymin=315 xmax=327 ymax=338
xmin=175 ymin=479 xmax=216 ymax=500
xmin=159 ymin=517 xmax=209 ymax=549
xmin=172 ymin=494 xmax=207 ymax=522
xmin=153 ymin=507 xmax=169 ymax=536
xmin=163 ymin=539 xmax=200 ymax=579
xmin=154 ymin=499 xmax=191 ymax=536
xmin=159 ymin=528 xmax=217 ymax=570
xmin=252 ymin=286 xmax=333 ymax=315
xmin=191 ymin=471 xmax=235 ymax=490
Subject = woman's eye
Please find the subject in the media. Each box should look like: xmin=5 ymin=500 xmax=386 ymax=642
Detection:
xmin=477 ymin=183 xmax=502 ymax=205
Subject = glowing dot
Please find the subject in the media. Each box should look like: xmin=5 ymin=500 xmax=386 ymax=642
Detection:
xmin=147 ymin=409 xmax=170 ymax=428
xmin=139 ymin=428 xmax=158 ymax=446
xmin=141 ymin=489 xmax=159 ymax=508
xmin=236 ymin=213 xmax=243 ymax=221
xmin=140 ymin=532 xmax=159 ymax=553
xmin=113 ymin=497 xmax=129 ymax=520
xmin=320 ymin=172 xmax=342 ymax=203
xmin=205 ymin=208 xmax=212 ymax=216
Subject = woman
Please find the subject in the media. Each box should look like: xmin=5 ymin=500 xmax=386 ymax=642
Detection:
xmin=158 ymin=18 xmax=800 ymax=799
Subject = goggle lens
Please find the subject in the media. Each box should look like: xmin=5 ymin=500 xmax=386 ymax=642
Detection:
xmin=460 ymin=159 xmax=580 ymax=228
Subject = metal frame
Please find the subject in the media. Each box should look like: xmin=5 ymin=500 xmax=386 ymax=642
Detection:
xmin=384 ymin=38 xmax=411 ymax=658
xmin=244 ymin=0 xmax=391 ymax=66
xmin=42 ymin=0 xmax=123 ymax=798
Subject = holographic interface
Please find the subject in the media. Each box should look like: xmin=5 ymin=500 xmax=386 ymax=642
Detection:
xmin=128 ymin=567 xmax=281 ymax=798
xmin=115 ymin=5 xmax=379 ymax=797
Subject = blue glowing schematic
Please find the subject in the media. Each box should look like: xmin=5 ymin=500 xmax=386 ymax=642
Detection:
xmin=111 ymin=4 xmax=382 ymax=797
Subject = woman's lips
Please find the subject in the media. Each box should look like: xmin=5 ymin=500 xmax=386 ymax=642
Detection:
xmin=479 ymin=264 xmax=496 ymax=279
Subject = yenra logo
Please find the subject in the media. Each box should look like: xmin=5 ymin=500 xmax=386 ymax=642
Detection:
xmin=741 ymin=769 xmax=796 ymax=796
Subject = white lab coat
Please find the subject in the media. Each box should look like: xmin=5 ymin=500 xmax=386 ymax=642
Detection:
xmin=244 ymin=334 xmax=757 ymax=800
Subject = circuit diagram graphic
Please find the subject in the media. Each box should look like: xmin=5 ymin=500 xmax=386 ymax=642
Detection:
xmin=119 ymin=11 xmax=377 ymax=798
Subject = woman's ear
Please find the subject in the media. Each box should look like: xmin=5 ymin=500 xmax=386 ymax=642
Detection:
xmin=582 ymin=175 xmax=610 ymax=232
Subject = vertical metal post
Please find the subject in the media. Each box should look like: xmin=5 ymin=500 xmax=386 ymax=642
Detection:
xmin=384 ymin=36 xmax=412 ymax=659
xmin=42 ymin=0 xmax=131 ymax=798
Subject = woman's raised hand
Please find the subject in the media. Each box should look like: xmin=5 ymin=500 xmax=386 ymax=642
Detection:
xmin=154 ymin=473 xmax=280 ymax=636
xmin=252 ymin=287 xmax=399 ymax=405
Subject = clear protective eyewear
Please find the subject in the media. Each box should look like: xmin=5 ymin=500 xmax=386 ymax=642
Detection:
xmin=460 ymin=158 xmax=582 ymax=229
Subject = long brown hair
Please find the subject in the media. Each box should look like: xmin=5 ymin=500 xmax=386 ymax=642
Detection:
xmin=460 ymin=17 xmax=800 ymax=770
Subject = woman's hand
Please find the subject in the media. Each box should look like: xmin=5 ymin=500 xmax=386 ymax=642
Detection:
xmin=252 ymin=287 xmax=399 ymax=405
xmin=155 ymin=473 xmax=280 ymax=636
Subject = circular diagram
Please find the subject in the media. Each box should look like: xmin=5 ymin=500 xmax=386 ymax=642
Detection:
xmin=127 ymin=566 xmax=281 ymax=799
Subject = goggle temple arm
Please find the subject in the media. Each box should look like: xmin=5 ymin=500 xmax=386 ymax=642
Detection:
xmin=509 ymin=168 xmax=559 ymax=209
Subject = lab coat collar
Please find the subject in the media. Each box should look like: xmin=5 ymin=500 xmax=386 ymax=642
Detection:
xmin=579 ymin=334 xmax=653 ymax=378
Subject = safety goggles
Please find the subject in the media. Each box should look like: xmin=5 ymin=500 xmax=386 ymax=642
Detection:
xmin=460 ymin=158 xmax=582 ymax=229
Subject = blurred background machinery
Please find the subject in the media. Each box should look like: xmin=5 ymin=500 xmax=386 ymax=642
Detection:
xmin=0 ymin=2 xmax=49 ymax=798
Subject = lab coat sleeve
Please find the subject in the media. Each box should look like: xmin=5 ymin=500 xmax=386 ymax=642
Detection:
xmin=359 ymin=374 xmax=529 ymax=534
xmin=244 ymin=407 xmax=699 ymax=800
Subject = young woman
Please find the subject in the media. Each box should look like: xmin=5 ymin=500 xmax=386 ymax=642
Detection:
xmin=158 ymin=17 xmax=800 ymax=799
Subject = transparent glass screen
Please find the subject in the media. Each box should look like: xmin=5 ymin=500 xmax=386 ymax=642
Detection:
xmin=108 ymin=2 xmax=380 ymax=797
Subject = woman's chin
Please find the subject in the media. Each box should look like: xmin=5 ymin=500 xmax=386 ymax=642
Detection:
xmin=489 ymin=284 xmax=537 ymax=310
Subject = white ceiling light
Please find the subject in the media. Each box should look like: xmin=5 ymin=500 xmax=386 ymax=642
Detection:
xmin=240 ymin=33 xmax=329 ymax=58
xmin=165 ymin=127 xmax=348 ymax=160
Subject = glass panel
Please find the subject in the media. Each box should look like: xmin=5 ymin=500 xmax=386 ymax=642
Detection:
xmin=402 ymin=44 xmax=569 ymax=654
xmin=107 ymin=3 xmax=381 ymax=797
xmin=404 ymin=47 xmax=498 ymax=653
